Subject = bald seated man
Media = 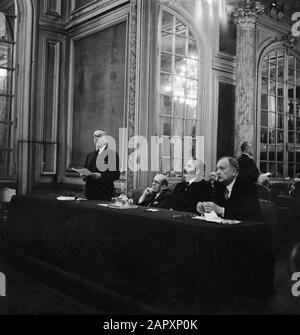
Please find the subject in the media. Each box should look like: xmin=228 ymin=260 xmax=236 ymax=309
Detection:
xmin=197 ymin=156 xmax=263 ymax=221
xmin=170 ymin=159 xmax=212 ymax=213
xmin=138 ymin=174 xmax=173 ymax=208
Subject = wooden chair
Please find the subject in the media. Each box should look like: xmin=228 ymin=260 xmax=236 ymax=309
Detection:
xmin=256 ymin=183 xmax=272 ymax=202
xmin=259 ymin=199 xmax=278 ymax=232
xmin=131 ymin=188 xmax=145 ymax=205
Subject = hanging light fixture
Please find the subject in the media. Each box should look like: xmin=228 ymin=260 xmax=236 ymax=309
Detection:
xmin=269 ymin=0 xmax=285 ymax=21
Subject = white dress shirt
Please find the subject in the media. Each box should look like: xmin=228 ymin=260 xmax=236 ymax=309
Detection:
xmin=97 ymin=145 xmax=106 ymax=155
xmin=226 ymin=178 xmax=237 ymax=199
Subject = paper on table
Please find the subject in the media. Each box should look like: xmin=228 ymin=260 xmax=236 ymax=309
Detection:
xmin=56 ymin=196 xmax=76 ymax=201
xmin=204 ymin=211 xmax=222 ymax=222
xmin=221 ymin=219 xmax=241 ymax=225
xmin=72 ymin=167 xmax=93 ymax=176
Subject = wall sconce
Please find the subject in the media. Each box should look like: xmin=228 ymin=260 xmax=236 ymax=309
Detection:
xmin=269 ymin=1 xmax=285 ymax=21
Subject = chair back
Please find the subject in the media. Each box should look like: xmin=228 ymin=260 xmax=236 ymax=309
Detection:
xmin=259 ymin=199 xmax=278 ymax=230
xmin=132 ymin=188 xmax=145 ymax=205
xmin=256 ymin=183 xmax=272 ymax=201
xmin=0 ymin=188 xmax=16 ymax=203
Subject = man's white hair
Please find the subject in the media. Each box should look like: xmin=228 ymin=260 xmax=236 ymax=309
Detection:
xmin=186 ymin=158 xmax=204 ymax=174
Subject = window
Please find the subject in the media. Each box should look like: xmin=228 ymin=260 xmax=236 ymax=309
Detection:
xmin=259 ymin=49 xmax=300 ymax=178
xmin=0 ymin=3 xmax=16 ymax=178
xmin=159 ymin=10 xmax=199 ymax=176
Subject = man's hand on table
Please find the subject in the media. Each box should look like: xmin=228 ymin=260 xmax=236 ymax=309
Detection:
xmin=197 ymin=201 xmax=224 ymax=217
xmin=81 ymin=172 xmax=102 ymax=181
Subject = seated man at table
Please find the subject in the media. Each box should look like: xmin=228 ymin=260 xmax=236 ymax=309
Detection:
xmin=197 ymin=156 xmax=263 ymax=221
xmin=81 ymin=129 xmax=120 ymax=201
xmin=138 ymin=174 xmax=172 ymax=208
xmin=170 ymin=159 xmax=212 ymax=213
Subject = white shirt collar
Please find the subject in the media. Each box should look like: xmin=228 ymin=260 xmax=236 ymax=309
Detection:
xmin=226 ymin=178 xmax=237 ymax=197
xmin=243 ymin=152 xmax=251 ymax=158
xmin=185 ymin=174 xmax=203 ymax=185
xmin=97 ymin=145 xmax=106 ymax=155
xmin=188 ymin=177 xmax=197 ymax=185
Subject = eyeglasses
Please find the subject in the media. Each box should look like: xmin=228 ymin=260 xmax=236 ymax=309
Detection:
xmin=94 ymin=134 xmax=104 ymax=139
xmin=152 ymin=180 xmax=161 ymax=185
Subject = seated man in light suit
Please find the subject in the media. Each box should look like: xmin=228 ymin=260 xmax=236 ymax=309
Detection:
xmin=197 ymin=156 xmax=263 ymax=221
xmin=138 ymin=174 xmax=172 ymax=208
xmin=171 ymin=159 xmax=212 ymax=213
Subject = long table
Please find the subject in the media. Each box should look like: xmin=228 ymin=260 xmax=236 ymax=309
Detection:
xmin=7 ymin=195 xmax=275 ymax=310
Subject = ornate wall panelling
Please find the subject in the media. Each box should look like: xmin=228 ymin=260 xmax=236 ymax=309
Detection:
xmin=44 ymin=0 xmax=62 ymax=18
xmin=134 ymin=0 xmax=160 ymax=189
xmin=67 ymin=0 xmax=130 ymax=28
xmin=64 ymin=2 xmax=135 ymax=193
xmin=126 ymin=0 xmax=140 ymax=195
xmin=39 ymin=0 xmax=70 ymax=28
xmin=211 ymin=72 xmax=236 ymax=167
xmin=233 ymin=4 xmax=263 ymax=157
xmin=35 ymin=30 xmax=65 ymax=184
xmin=14 ymin=0 xmax=37 ymax=194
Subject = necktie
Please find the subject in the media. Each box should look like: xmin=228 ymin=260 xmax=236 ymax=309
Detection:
xmin=184 ymin=182 xmax=190 ymax=191
xmin=147 ymin=193 xmax=157 ymax=207
xmin=225 ymin=188 xmax=230 ymax=200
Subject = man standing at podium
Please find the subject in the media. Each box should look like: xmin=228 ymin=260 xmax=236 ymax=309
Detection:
xmin=82 ymin=129 xmax=120 ymax=200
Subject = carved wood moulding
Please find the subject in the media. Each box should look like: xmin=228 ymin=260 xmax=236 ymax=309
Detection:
xmin=127 ymin=0 xmax=138 ymax=193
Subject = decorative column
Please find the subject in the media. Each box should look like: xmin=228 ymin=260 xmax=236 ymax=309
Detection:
xmin=127 ymin=0 xmax=139 ymax=196
xmin=233 ymin=4 xmax=262 ymax=155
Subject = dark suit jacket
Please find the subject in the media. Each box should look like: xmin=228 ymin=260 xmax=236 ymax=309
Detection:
xmin=84 ymin=146 xmax=120 ymax=200
xmin=215 ymin=177 xmax=264 ymax=221
xmin=207 ymin=180 xmax=227 ymax=207
xmin=237 ymin=153 xmax=260 ymax=183
xmin=171 ymin=179 xmax=212 ymax=213
xmin=138 ymin=188 xmax=173 ymax=209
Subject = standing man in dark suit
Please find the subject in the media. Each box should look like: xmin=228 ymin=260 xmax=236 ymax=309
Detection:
xmin=197 ymin=157 xmax=263 ymax=221
xmin=171 ymin=159 xmax=212 ymax=213
xmin=82 ymin=129 xmax=120 ymax=200
xmin=138 ymin=174 xmax=172 ymax=208
xmin=237 ymin=141 xmax=260 ymax=183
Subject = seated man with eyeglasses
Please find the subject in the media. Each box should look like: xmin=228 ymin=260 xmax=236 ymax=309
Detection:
xmin=137 ymin=174 xmax=172 ymax=209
